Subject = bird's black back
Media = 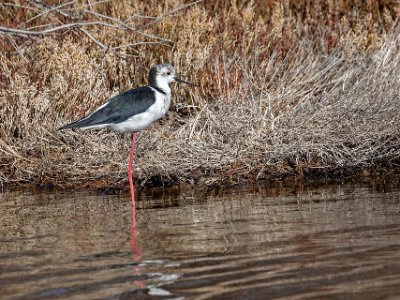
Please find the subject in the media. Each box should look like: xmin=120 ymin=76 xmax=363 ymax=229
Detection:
xmin=59 ymin=86 xmax=157 ymax=130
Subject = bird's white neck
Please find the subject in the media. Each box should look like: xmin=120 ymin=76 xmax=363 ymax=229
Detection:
xmin=153 ymin=78 xmax=171 ymax=95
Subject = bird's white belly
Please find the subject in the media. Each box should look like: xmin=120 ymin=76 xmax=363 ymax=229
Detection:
xmin=110 ymin=111 xmax=158 ymax=133
xmin=110 ymin=91 xmax=170 ymax=133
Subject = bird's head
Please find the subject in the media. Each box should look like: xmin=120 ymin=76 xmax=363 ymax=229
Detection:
xmin=149 ymin=64 xmax=194 ymax=91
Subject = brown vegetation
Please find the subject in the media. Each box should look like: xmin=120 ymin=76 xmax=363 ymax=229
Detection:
xmin=0 ymin=0 xmax=399 ymax=191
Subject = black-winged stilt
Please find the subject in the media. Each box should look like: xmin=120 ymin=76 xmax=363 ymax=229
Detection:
xmin=59 ymin=64 xmax=193 ymax=207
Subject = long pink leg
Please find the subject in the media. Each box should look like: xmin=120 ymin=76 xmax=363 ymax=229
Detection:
xmin=128 ymin=132 xmax=141 ymax=252
xmin=128 ymin=132 xmax=137 ymax=209
xmin=128 ymin=132 xmax=144 ymax=288
xmin=128 ymin=132 xmax=139 ymax=253
xmin=129 ymin=133 xmax=141 ymax=260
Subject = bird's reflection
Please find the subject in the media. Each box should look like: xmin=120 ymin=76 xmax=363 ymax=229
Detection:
xmin=130 ymin=183 xmax=145 ymax=289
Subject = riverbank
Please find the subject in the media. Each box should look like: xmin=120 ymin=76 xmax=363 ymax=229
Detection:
xmin=1 ymin=1 xmax=399 ymax=191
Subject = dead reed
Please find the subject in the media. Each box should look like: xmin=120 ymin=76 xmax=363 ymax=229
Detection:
xmin=0 ymin=0 xmax=399 ymax=190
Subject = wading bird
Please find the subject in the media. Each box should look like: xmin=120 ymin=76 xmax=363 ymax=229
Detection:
xmin=59 ymin=64 xmax=193 ymax=207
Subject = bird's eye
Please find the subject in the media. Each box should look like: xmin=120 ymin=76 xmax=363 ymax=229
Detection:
xmin=166 ymin=72 xmax=171 ymax=76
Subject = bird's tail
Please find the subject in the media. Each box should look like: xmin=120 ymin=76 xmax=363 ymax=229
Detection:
xmin=58 ymin=119 xmax=87 ymax=130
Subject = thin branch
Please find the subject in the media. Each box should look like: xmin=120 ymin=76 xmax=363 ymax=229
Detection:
xmin=23 ymin=1 xmax=76 ymax=25
xmin=79 ymin=28 xmax=108 ymax=51
xmin=4 ymin=33 xmax=28 ymax=62
xmin=84 ymin=10 xmax=172 ymax=43
xmin=113 ymin=41 xmax=170 ymax=49
xmin=79 ymin=28 xmax=141 ymax=59
xmin=0 ymin=2 xmax=39 ymax=11
xmin=0 ymin=22 xmax=119 ymax=37
xmin=85 ymin=0 xmax=111 ymax=11
xmin=0 ymin=0 xmax=186 ymax=56
xmin=138 ymin=0 xmax=203 ymax=30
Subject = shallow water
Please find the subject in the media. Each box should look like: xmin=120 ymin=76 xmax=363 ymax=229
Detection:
xmin=1 ymin=179 xmax=400 ymax=299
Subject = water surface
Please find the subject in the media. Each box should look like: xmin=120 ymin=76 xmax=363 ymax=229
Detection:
xmin=1 ymin=180 xmax=400 ymax=299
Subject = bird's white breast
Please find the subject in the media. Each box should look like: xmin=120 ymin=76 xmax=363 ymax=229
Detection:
xmin=109 ymin=89 xmax=171 ymax=133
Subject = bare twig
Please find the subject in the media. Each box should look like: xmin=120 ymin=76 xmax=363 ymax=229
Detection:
xmin=0 ymin=0 xmax=173 ymax=55
xmin=4 ymin=34 xmax=28 ymax=61
xmin=20 ymin=0 xmax=76 ymax=27
xmin=0 ymin=2 xmax=38 ymax=11
xmin=84 ymin=10 xmax=172 ymax=43
xmin=0 ymin=22 xmax=119 ymax=37
xmin=138 ymin=0 xmax=203 ymax=30
xmin=79 ymin=27 xmax=109 ymax=51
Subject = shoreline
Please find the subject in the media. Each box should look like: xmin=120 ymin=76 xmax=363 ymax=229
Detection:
xmin=3 ymin=164 xmax=399 ymax=195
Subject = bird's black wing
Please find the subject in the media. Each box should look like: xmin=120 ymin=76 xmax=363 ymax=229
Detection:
xmin=59 ymin=87 xmax=156 ymax=130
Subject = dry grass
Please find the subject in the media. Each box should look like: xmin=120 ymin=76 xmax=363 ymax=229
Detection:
xmin=0 ymin=0 xmax=399 ymax=190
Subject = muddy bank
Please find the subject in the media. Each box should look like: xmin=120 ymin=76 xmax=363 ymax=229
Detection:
xmin=6 ymin=163 xmax=400 ymax=197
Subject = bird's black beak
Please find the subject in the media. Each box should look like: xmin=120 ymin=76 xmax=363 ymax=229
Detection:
xmin=174 ymin=77 xmax=196 ymax=86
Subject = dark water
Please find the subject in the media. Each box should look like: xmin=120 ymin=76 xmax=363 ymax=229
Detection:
xmin=1 ymin=179 xmax=400 ymax=299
